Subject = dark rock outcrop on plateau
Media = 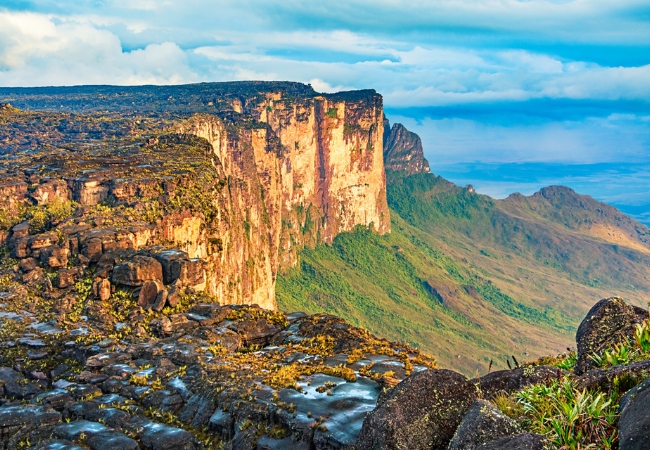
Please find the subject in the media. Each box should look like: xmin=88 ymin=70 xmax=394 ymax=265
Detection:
xmin=382 ymin=121 xmax=430 ymax=175
xmin=575 ymin=297 xmax=647 ymax=374
xmin=355 ymin=369 xmax=477 ymax=449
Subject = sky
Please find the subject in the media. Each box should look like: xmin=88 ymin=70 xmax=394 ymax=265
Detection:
xmin=1 ymin=0 xmax=649 ymax=222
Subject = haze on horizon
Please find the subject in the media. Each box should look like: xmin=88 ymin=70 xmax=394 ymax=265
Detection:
xmin=1 ymin=0 xmax=649 ymax=222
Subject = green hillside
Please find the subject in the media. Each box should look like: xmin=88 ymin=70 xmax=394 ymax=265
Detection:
xmin=277 ymin=171 xmax=650 ymax=375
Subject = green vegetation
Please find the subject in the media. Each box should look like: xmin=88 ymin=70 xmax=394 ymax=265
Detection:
xmin=22 ymin=199 xmax=78 ymax=233
xmin=0 ymin=199 xmax=77 ymax=232
xmin=278 ymin=170 xmax=650 ymax=373
xmin=325 ymin=108 xmax=337 ymax=119
xmin=512 ymin=377 xmax=619 ymax=449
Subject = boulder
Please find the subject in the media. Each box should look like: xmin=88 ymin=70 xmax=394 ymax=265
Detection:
xmin=355 ymin=369 xmax=478 ymax=450
xmin=40 ymin=245 xmax=69 ymax=269
xmin=167 ymin=285 xmax=182 ymax=308
xmin=86 ymin=430 xmax=140 ymax=450
xmin=473 ymin=366 xmax=563 ymax=400
xmin=19 ymin=257 xmax=38 ymax=272
xmin=575 ymin=297 xmax=648 ymax=374
xmin=0 ymin=404 xmax=61 ymax=428
xmin=154 ymin=250 xmax=189 ymax=284
xmin=112 ymin=255 xmax=163 ymax=286
xmin=96 ymin=278 xmax=112 ymax=301
xmin=478 ymin=433 xmax=550 ymax=449
xmin=22 ymin=267 xmax=46 ymax=285
xmin=448 ymin=400 xmax=521 ymax=450
xmin=153 ymin=289 xmax=168 ymax=312
xmin=154 ymin=250 xmax=206 ymax=288
xmin=56 ymin=268 xmax=79 ymax=289
xmin=231 ymin=318 xmax=282 ymax=346
xmin=618 ymin=378 xmax=650 ymax=450
xmin=139 ymin=280 xmax=164 ymax=308
xmin=83 ymin=238 xmax=104 ymax=262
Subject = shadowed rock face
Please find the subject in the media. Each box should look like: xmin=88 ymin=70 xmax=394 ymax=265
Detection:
xmin=383 ymin=122 xmax=430 ymax=175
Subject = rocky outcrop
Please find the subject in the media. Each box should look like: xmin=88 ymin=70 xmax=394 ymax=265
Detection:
xmin=575 ymin=297 xmax=647 ymax=374
xmin=355 ymin=369 xmax=477 ymax=449
xmin=0 ymin=83 xmax=391 ymax=311
xmin=383 ymin=121 xmax=430 ymax=175
xmin=0 ymin=299 xmax=435 ymax=450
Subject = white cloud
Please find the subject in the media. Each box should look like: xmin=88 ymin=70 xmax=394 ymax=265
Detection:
xmin=0 ymin=11 xmax=200 ymax=86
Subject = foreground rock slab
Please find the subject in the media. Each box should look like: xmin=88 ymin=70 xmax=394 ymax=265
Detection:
xmin=355 ymin=369 xmax=477 ymax=450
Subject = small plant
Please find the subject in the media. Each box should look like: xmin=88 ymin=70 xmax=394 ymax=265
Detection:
xmin=325 ymin=108 xmax=337 ymax=119
xmin=557 ymin=351 xmax=578 ymax=370
xmin=591 ymin=340 xmax=636 ymax=368
xmin=515 ymin=376 xmax=619 ymax=449
xmin=635 ymin=320 xmax=650 ymax=353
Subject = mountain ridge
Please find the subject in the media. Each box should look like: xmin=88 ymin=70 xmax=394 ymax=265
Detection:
xmin=278 ymin=125 xmax=650 ymax=374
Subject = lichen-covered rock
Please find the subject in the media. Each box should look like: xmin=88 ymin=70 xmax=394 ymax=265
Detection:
xmin=575 ymin=297 xmax=648 ymax=374
xmin=448 ymin=400 xmax=521 ymax=450
xmin=473 ymin=366 xmax=563 ymax=400
xmin=355 ymin=369 xmax=477 ymax=450
xmin=618 ymin=378 xmax=650 ymax=450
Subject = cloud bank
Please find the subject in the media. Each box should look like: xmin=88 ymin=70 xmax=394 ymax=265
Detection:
xmin=0 ymin=1 xmax=648 ymax=165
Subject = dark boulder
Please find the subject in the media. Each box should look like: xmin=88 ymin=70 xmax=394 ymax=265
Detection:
xmin=473 ymin=366 xmax=563 ymax=400
xmin=154 ymin=250 xmax=189 ymax=285
xmin=139 ymin=280 xmax=164 ymax=308
xmin=478 ymin=433 xmax=550 ymax=449
xmin=355 ymin=369 xmax=478 ymax=450
xmin=448 ymin=400 xmax=521 ymax=450
xmin=619 ymin=378 xmax=650 ymax=450
xmin=575 ymin=297 xmax=648 ymax=375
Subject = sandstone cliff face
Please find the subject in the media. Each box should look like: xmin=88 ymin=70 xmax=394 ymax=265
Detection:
xmin=0 ymin=83 xmax=390 ymax=311
xmin=383 ymin=122 xmax=430 ymax=175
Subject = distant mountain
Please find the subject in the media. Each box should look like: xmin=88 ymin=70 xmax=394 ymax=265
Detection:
xmin=277 ymin=125 xmax=650 ymax=375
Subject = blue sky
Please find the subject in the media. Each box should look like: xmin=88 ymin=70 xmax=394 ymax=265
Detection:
xmin=1 ymin=1 xmax=649 ymax=221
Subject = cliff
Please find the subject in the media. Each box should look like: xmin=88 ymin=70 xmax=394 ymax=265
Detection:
xmin=0 ymin=82 xmax=390 ymax=310
xmin=383 ymin=121 xmax=430 ymax=174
